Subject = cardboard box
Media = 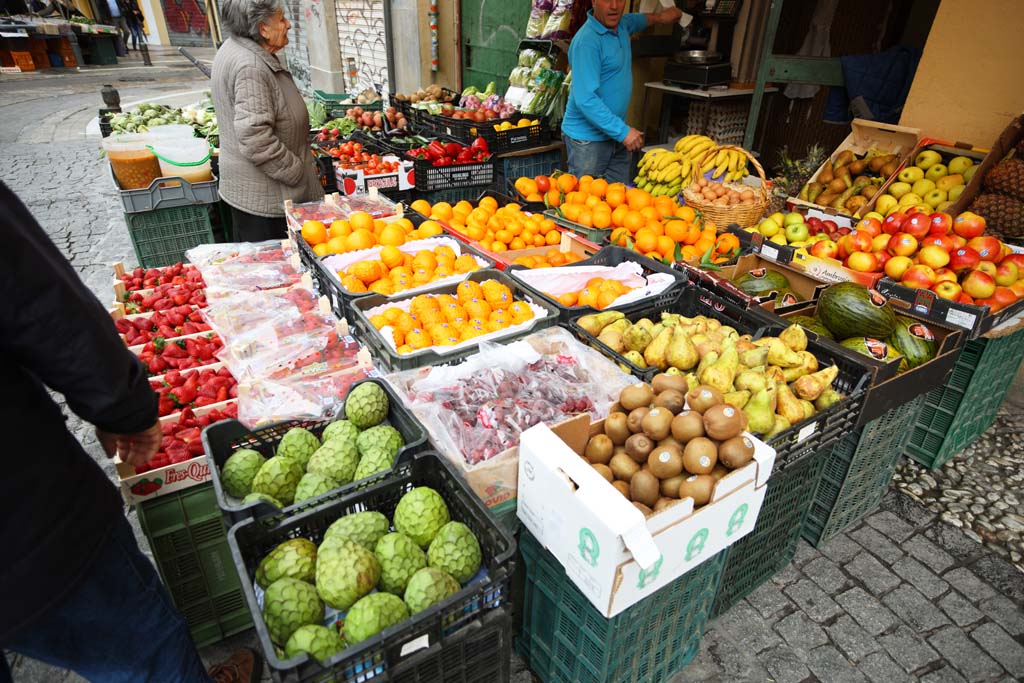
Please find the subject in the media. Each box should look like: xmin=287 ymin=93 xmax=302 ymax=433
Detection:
xmin=488 ymin=230 xmax=599 ymax=269
xmin=946 ymin=115 xmax=1024 ymax=216
xmin=517 ymin=415 xmax=774 ymax=617
xmin=693 ymin=253 xmax=829 ymax=313
xmin=335 ymin=157 xmax=416 ymax=195
xmin=876 ymin=277 xmax=1024 ymax=339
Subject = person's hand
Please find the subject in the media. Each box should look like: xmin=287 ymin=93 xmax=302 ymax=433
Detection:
xmin=657 ymin=7 xmax=683 ymax=24
xmin=97 ymin=421 xmax=163 ymax=468
xmin=623 ymin=128 xmax=645 ymax=152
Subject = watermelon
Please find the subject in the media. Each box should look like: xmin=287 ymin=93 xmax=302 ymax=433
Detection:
xmin=887 ymin=316 xmax=937 ymax=369
xmin=733 ymin=269 xmax=791 ymax=298
xmin=840 ymin=337 xmax=909 ymax=373
xmin=788 ymin=315 xmax=833 ymax=339
xmin=817 ymin=283 xmax=897 ymax=340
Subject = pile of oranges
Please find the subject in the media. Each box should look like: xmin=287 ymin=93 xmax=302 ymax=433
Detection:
xmin=338 ymin=245 xmax=482 ymax=295
xmin=509 ymin=249 xmax=587 ymax=269
xmin=300 ymin=211 xmax=445 ymax=257
xmin=369 ymin=279 xmax=534 ymax=355
xmin=545 ymin=277 xmax=635 ymax=309
xmin=410 ymin=196 xmax=563 ymax=253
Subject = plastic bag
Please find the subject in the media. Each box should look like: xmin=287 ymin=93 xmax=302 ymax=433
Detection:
xmin=509 ymin=66 xmax=534 ymax=88
xmin=541 ymin=0 xmax=573 ymax=39
xmin=525 ymin=0 xmax=553 ymax=39
xmin=530 ymin=56 xmax=552 ymax=79
xmin=199 ymin=260 xmax=303 ymax=292
xmin=200 ymin=286 xmax=321 ymax=339
xmin=238 ymin=366 xmax=371 ymax=427
xmin=512 ymin=260 xmax=677 ymax=308
xmin=218 ymin=323 xmax=366 ymax=383
xmin=518 ymin=48 xmax=540 ymax=68
xmin=186 ymin=240 xmax=290 ymax=267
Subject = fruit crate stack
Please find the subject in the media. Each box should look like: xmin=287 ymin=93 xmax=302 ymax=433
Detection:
xmin=686 ymin=100 xmax=750 ymax=147
xmin=125 ymin=205 xmax=217 ymax=269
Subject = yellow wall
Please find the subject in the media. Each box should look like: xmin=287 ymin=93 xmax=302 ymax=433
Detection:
xmin=418 ymin=0 xmax=462 ymax=90
xmin=900 ymin=0 xmax=1024 ymax=146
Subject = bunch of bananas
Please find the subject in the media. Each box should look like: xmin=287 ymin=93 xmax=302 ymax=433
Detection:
xmin=634 ymin=147 xmax=691 ymax=197
xmin=634 ymin=136 xmax=752 ymax=197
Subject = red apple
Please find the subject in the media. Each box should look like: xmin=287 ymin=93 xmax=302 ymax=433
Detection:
xmin=837 ymin=226 xmax=852 ymax=236
xmin=918 ymin=245 xmax=951 ymax=270
xmin=962 ymin=270 xmax=997 ymax=299
xmin=901 ymin=264 xmax=938 ymax=290
xmin=953 ymin=211 xmax=987 ymax=239
xmin=934 ymin=268 xmax=958 ymax=284
xmin=966 ymin=236 xmax=1003 ymax=262
xmin=885 ymin=255 xmax=914 ymax=280
xmin=875 ymin=251 xmax=890 ymax=269
xmin=975 ymin=261 xmax=998 ymax=277
xmin=995 ymin=261 xmax=1019 ymax=286
xmin=846 ymin=251 xmax=879 ymax=273
xmin=993 ymin=286 xmax=1018 ymax=308
xmin=949 ymin=247 xmax=981 ymax=273
xmin=846 ymin=230 xmax=873 ymax=253
xmin=856 ymin=217 xmax=883 ymax=237
xmin=928 ymin=212 xmax=953 ymax=235
xmin=822 ymin=220 xmax=839 ymax=234
xmin=956 ymin=292 xmax=975 ymax=305
xmin=903 ymin=213 xmax=931 ymax=239
xmin=920 ymin=234 xmax=956 ymax=252
xmin=882 ymin=212 xmax=907 ymax=235
xmin=535 ymin=175 xmax=551 ymax=193
xmin=810 ymin=239 xmax=839 ymax=260
xmin=888 ymin=233 xmax=918 ymax=257
xmin=1009 ymin=281 xmax=1024 ymax=298
xmin=870 ymin=234 xmax=891 ymax=253
xmin=931 ymin=281 xmax=963 ymax=301
xmin=974 ymin=297 xmax=1003 ymax=313
xmin=1002 ymin=253 xmax=1024 ymax=271
xmin=949 ymin=235 xmax=967 ymax=249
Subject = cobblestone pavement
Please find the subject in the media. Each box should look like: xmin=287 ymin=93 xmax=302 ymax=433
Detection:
xmin=2 ymin=58 xmax=1022 ymax=683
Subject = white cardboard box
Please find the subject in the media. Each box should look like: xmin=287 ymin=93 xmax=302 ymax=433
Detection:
xmin=517 ymin=416 xmax=775 ymax=617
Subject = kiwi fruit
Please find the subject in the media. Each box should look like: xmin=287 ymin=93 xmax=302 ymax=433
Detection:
xmin=641 ymin=407 xmax=673 ymax=441
xmin=677 ymin=474 xmax=716 ymax=506
xmin=683 ymin=437 xmax=718 ymax=475
xmin=671 ymin=410 xmax=705 ymax=442
xmin=584 ymin=434 xmax=614 ymax=465
xmin=612 ymin=480 xmax=631 ymax=498
xmin=660 ymin=474 xmax=685 ymax=498
xmin=686 ymin=385 xmax=724 ymax=413
xmin=653 ymin=497 xmax=677 ymax=513
xmin=630 ymin=470 xmax=660 ymax=507
xmin=604 ymin=412 xmax=631 ymax=446
xmin=624 ymin=433 xmax=654 ymax=463
xmin=632 ymin=502 xmax=654 ymax=517
xmin=653 ymin=389 xmax=685 ymax=415
xmin=702 ymin=404 xmax=748 ymax=441
xmin=613 ymin=445 xmax=627 ymax=460
xmin=647 ymin=444 xmax=683 ymax=479
xmin=710 ymin=464 xmax=730 ymax=481
xmin=656 ymin=436 xmax=683 ymax=450
xmin=608 ymin=401 xmax=625 ymax=415
xmin=627 ymin=407 xmax=650 ymax=434
xmin=652 ymin=373 xmax=689 ymax=395
xmin=592 ymin=463 xmax=613 ymax=482
xmin=609 ymin=453 xmax=640 ymax=482
xmin=719 ymin=435 xmax=756 ymax=469
xmin=620 ymin=383 xmax=654 ymax=411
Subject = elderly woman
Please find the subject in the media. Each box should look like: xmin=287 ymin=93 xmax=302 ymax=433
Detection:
xmin=212 ymin=0 xmax=322 ymax=241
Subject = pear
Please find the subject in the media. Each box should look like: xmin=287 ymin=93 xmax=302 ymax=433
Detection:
xmin=634 ymin=318 xmax=655 ymax=332
xmin=623 ymin=350 xmax=647 ymax=368
xmin=779 ymin=324 xmax=808 ymax=352
xmin=683 ymin=373 xmax=700 ymax=393
xmin=765 ymin=338 xmax=803 ymax=368
xmin=666 ymin=329 xmax=699 ymax=371
xmin=598 ymin=328 xmax=625 ymax=353
xmin=740 ymin=346 xmax=769 ymax=368
xmin=649 ymin=323 xmax=665 ymax=340
xmin=696 ymin=351 xmax=719 ymax=381
xmin=743 ymin=384 xmax=777 ymax=435
xmin=644 ymin=326 xmax=674 ymax=371
xmin=660 ymin=312 xmax=682 ymax=326
xmin=623 ymin=325 xmax=653 ymax=353
xmin=579 ymin=310 xmax=624 ymax=336
xmin=775 ymin=381 xmax=806 ymax=426
xmin=664 ymin=366 xmax=682 ymax=376
xmin=735 ymin=369 xmax=768 ymax=394
xmin=695 ymin=340 xmax=722 ymax=361
xmin=578 ymin=314 xmax=602 ymax=336
xmin=782 ymin=351 xmax=819 ymax=382
xmin=700 ymin=346 xmax=738 ymax=394
xmin=718 ymin=326 xmax=739 ymax=340
xmin=814 ymin=388 xmax=843 ymax=411
xmin=791 ymin=365 xmax=839 ymax=401
xmin=724 ymin=390 xmax=751 ymax=410
xmin=801 ymin=400 xmax=816 ymax=419
xmin=765 ymin=414 xmax=791 ymax=439
xmin=764 ymin=366 xmax=786 ymax=384
xmin=604 ymin=319 xmax=630 ymax=334
xmin=735 ymin=338 xmax=757 ymax=354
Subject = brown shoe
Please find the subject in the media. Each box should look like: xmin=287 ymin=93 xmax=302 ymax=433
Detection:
xmin=209 ymin=647 xmax=263 ymax=683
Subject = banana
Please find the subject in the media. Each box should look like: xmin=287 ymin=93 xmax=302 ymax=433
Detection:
xmin=700 ymin=154 xmax=717 ymax=174
xmin=679 ymin=158 xmax=691 ymax=180
xmin=689 ymin=140 xmax=715 ymax=159
xmin=661 ymin=162 xmax=682 ymax=182
xmin=713 ymin=149 xmax=729 ymax=168
xmin=712 ymin=159 xmax=729 ymax=179
xmin=727 ymin=150 xmax=740 ymax=173
xmin=655 ymin=152 xmax=679 ymax=171
xmin=676 ymin=135 xmax=707 ymax=154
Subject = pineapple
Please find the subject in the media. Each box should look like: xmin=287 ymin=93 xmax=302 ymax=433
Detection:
xmin=983 ymin=158 xmax=1024 ymax=202
xmin=969 ymin=194 xmax=1024 ymax=240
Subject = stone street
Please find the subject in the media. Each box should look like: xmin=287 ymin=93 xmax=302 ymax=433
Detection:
xmin=1 ymin=55 xmax=1022 ymax=683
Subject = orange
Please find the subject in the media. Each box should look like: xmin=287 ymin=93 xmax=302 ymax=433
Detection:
xmin=515 ymin=177 xmax=538 ymax=197
xmin=534 ymin=234 xmax=547 ymax=247
xmin=557 ymin=291 xmax=578 ymax=307
xmin=546 ymin=250 xmax=566 ymax=266
xmin=368 ymin=279 xmax=395 ymax=295
xmin=350 ymin=260 xmax=383 ymax=285
xmin=610 ymin=228 xmax=630 ymax=246
xmin=681 ymin=245 xmax=699 ymax=262
xmin=556 ymin=174 xmax=577 ymax=194
xmin=301 ymin=220 xmax=327 ymax=245
xmin=369 ymin=314 xmax=389 ymax=330
xmin=464 ymin=299 xmax=492 ymax=319
xmin=379 ymin=224 xmax=406 ymax=247
xmin=453 ymin=200 xmax=473 ymax=216
xmin=340 ymin=275 xmax=367 ymax=292
xmin=325 ymin=236 xmax=347 ymax=254
xmin=585 ymin=194 xmax=603 ymax=209
xmin=349 ymin=211 xmax=374 ymax=233
xmin=345 ymin=229 xmax=376 ymax=252
xmin=410 ymin=199 xmax=431 ymax=215
xmin=412 ymin=250 xmax=437 ymax=272
xmin=590 ymin=178 xmax=608 ymax=198
xmin=389 ymin=265 xmax=412 ymax=281
xmin=545 ymin=230 xmax=561 ymax=246
xmin=393 ymin=217 xmax=415 ymax=234
xmin=694 ymin=237 xmax=715 ymax=255
xmin=545 ymin=189 xmax=562 ymax=207
xmin=454 ymin=254 xmax=479 ymax=273
xmin=510 ymin=237 xmax=527 ymax=250
xmin=611 ymin=204 xmax=630 ymax=228
xmin=406 ymin=328 xmax=432 ymax=350
xmin=634 ymin=228 xmax=658 ymax=253
xmin=665 ymin=220 xmax=688 ymax=243
xmin=441 ymin=303 xmax=467 ymax=322
xmin=639 ymin=206 xmax=660 ymax=223
xmin=592 ymin=207 xmax=612 ymax=229
xmin=653 ymin=196 xmax=677 ymax=218
xmin=457 ymin=280 xmax=483 ymax=303
xmin=564 ymin=253 xmax=585 ymax=263
xmin=645 ymin=219 xmax=665 ymax=237
xmin=478 ymin=195 xmax=499 ymax=212
xmin=678 ymin=206 xmax=697 ymax=223
xmin=373 ymin=219 xmax=387 ymax=234
xmin=626 ymin=188 xmax=652 ymax=211
xmin=379 ymin=245 xmax=404 ymax=269
xmin=577 ymin=286 xmax=599 ymax=308
xmin=430 ymin=202 xmax=453 ymax=221
xmin=508 ymin=301 xmax=533 ymax=322
xmin=420 ymin=220 xmax=444 ymax=238
xmin=490 ymin=241 xmax=508 ymax=253
xmin=329 ymin=219 xmax=351 ymax=238
xmin=623 ymin=210 xmax=645 ymax=234
xmin=313 ymin=243 xmax=330 ymax=257
xmin=657 ymin=235 xmax=676 ymax=260
xmin=578 ymin=175 xmax=593 ymax=196
xmin=605 ymin=185 xmax=626 ymax=209
xmin=596 ymin=290 xmax=620 ymax=310
xmin=575 ymin=209 xmax=593 ymax=228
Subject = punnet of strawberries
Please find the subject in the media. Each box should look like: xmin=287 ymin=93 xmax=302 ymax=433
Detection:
xmin=124 ymin=282 xmax=207 ymax=314
xmin=138 ymin=334 xmax=223 ymax=376
xmin=150 ymin=366 xmax=238 ymax=417
xmin=116 ymin=306 xmax=211 ymax=345
xmin=134 ymin=404 xmax=240 ymax=472
xmin=119 ymin=263 xmax=205 ymax=292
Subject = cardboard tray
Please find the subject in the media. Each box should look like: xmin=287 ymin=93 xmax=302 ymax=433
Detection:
xmin=689 ymin=253 xmax=829 ymax=314
xmin=875 ymin=277 xmax=1024 ymax=340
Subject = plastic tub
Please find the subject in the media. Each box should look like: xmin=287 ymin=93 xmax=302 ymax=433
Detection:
xmin=148 ymin=124 xmax=198 ymax=140
xmin=149 ymin=137 xmax=214 ymax=184
xmin=103 ymin=133 xmax=163 ymax=190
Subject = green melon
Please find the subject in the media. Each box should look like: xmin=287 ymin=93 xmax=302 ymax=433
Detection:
xmin=788 ymin=315 xmax=833 ymax=339
xmin=733 ymin=268 xmax=791 ymax=297
xmin=840 ymin=337 xmax=909 ymax=373
xmin=817 ymin=282 xmax=897 ymax=340
xmin=886 ymin=316 xmax=938 ymax=370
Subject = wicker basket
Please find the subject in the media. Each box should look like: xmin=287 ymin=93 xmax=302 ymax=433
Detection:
xmin=683 ymin=145 xmax=769 ymax=229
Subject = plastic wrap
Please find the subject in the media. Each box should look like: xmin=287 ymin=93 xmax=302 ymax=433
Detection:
xmin=525 ymin=0 xmax=553 ymax=38
xmin=541 ymin=0 xmax=573 ymax=39
xmin=186 ymin=240 xmax=290 ymax=267
xmin=200 ymin=287 xmax=321 ymax=339
xmin=218 ymin=323 xmax=365 ymax=383
xmin=237 ymin=366 xmax=371 ymax=428
xmin=198 ymin=260 xmax=303 ymax=292
xmin=509 ymin=66 xmax=534 ymax=88
xmin=518 ymin=48 xmax=541 ymax=68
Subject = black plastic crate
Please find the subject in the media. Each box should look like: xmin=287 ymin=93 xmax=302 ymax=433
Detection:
xmin=413 ymin=155 xmax=496 ymax=192
xmin=477 ymin=118 xmax=552 ymax=154
xmin=228 ymin=450 xmax=516 ymax=683
xmin=202 ymin=378 xmax=428 ymax=525
xmin=508 ymin=245 xmax=687 ymax=322
xmin=349 ymin=128 xmax=437 ymax=159
xmin=349 ymin=269 xmax=560 ymax=373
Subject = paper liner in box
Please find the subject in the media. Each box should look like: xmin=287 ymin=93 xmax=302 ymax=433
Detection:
xmin=512 ymin=261 xmax=677 ymax=307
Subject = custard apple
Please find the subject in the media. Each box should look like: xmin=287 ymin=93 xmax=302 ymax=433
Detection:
xmin=356 ymin=425 xmax=403 ymax=459
xmin=256 ymin=538 xmax=317 ymax=589
xmin=375 ymin=533 xmax=426 ymax=595
xmin=315 ymin=537 xmax=380 ymax=610
xmin=284 ymin=624 xmax=346 ymax=662
xmin=427 ymin=522 xmax=481 ymax=584
xmin=323 ymin=511 xmax=389 ymax=551
xmin=242 ymin=492 xmax=283 ymax=508
xmin=277 ymin=427 xmax=321 ymax=469
xmin=403 ymin=567 xmax=460 ymax=614
xmin=293 ymin=472 xmax=339 ymax=504
xmin=306 ymin=439 xmax=360 ymax=485
xmin=221 ymin=448 xmax=265 ymax=498
xmin=344 ymin=593 xmax=409 ymax=644
xmin=394 ymin=487 xmax=450 ymax=548
xmin=345 ymin=382 xmax=389 ymax=429
xmin=352 ymin=448 xmax=394 ymax=481
xmin=322 ymin=419 xmax=359 ymax=444
xmin=262 ymin=577 xmax=324 ymax=646
xmin=252 ymin=456 xmax=304 ymax=506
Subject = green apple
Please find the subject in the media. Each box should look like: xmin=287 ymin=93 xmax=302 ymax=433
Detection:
xmin=783 ymin=212 xmax=805 ymax=227
xmin=935 ymin=174 xmax=964 ymax=192
xmin=963 ymin=165 xmax=979 ymax=183
xmin=937 ymin=201 xmax=953 ymax=212
xmin=769 ymin=234 xmax=788 ymax=245
xmin=898 ymin=166 xmax=925 ymax=183
xmin=947 ymin=156 xmax=974 ymax=175
xmin=925 ymin=163 xmax=948 ymax=181
xmin=948 ymin=185 xmax=965 ymax=202
xmin=758 ymin=217 xmax=781 ymax=237
xmin=924 ymin=188 xmax=948 ymax=208
xmin=875 ymin=194 xmax=898 ymax=215
xmin=888 ymin=181 xmax=912 ymax=199
xmin=785 ymin=222 xmax=809 ymax=243
xmin=911 ymin=179 xmax=936 ymax=196
xmin=915 ymin=150 xmax=942 ymax=169
xmin=898 ymin=192 xmax=923 ymax=207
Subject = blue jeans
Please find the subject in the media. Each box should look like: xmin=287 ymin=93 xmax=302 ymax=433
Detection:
xmin=564 ymin=135 xmax=631 ymax=185
xmin=0 ymin=515 xmax=211 ymax=683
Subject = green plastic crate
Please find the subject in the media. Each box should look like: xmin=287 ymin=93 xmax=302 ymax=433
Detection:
xmin=137 ymin=483 xmax=252 ymax=647
xmin=803 ymin=395 xmax=926 ymax=547
xmin=499 ymin=148 xmax=564 ymax=184
xmin=124 ymin=205 xmax=215 ymax=269
xmin=412 ymin=184 xmax=494 ymax=206
xmin=906 ymin=329 xmax=1024 ymax=469
xmin=711 ymin=443 xmax=830 ymax=617
xmin=314 ymin=90 xmax=383 ymax=119
xmin=516 ymin=530 xmax=724 ymax=683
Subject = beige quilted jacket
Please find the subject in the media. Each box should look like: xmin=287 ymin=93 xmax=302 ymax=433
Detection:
xmin=211 ymin=37 xmax=322 ymax=217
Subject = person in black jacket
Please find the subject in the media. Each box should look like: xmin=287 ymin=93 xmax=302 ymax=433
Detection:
xmin=0 ymin=181 xmax=260 ymax=683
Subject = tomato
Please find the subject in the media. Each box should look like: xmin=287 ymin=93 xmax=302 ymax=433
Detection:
xmin=535 ymin=175 xmax=551 ymax=193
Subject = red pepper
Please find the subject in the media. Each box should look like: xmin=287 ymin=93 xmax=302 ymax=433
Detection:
xmin=457 ymin=148 xmax=474 ymax=163
xmin=471 ymin=136 xmax=490 ymax=155
xmin=444 ymin=142 xmax=462 ymax=157
xmin=427 ymin=140 xmax=446 ymax=160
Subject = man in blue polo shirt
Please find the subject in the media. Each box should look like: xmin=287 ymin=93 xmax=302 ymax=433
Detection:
xmin=563 ymin=0 xmax=682 ymax=183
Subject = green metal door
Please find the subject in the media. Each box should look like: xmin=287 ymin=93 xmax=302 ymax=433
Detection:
xmin=460 ymin=0 xmax=530 ymax=94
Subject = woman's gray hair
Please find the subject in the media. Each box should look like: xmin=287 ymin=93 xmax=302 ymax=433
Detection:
xmin=219 ymin=0 xmax=285 ymax=41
